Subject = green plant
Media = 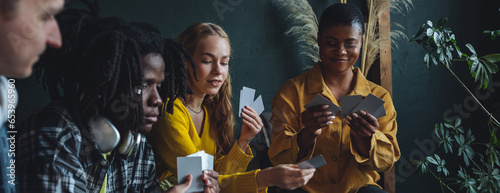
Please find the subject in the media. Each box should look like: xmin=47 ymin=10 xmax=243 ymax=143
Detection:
xmin=410 ymin=18 xmax=500 ymax=193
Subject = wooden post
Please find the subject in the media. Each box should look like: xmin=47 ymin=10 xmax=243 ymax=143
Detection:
xmin=378 ymin=3 xmax=395 ymax=193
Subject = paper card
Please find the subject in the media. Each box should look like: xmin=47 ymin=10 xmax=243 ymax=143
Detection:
xmin=298 ymin=155 xmax=327 ymax=169
xmin=304 ymin=94 xmax=340 ymax=114
xmin=239 ymin=87 xmax=256 ymax=117
xmin=372 ymin=105 xmax=386 ymax=119
xmin=351 ymin=94 xmax=385 ymax=118
xmin=177 ymin=151 xmax=214 ymax=192
xmin=249 ymin=95 xmax=264 ymax=115
xmin=340 ymin=95 xmax=363 ymax=118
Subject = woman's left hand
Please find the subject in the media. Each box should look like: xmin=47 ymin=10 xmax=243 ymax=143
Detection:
xmin=239 ymin=106 xmax=263 ymax=150
xmin=346 ymin=110 xmax=379 ymax=138
xmin=346 ymin=110 xmax=379 ymax=157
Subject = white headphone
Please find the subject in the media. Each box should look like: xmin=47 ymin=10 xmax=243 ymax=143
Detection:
xmin=0 ymin=76 xmax=16 ymax=124
xmin=89 ymin=116 xmax=141 ymax=156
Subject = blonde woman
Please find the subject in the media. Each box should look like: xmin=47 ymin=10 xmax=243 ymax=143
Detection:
xmin=150 ymin=23 xmax=315 ymax=193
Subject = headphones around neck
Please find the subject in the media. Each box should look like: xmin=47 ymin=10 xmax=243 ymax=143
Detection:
xmin=89 ymin=116 xmax=141 ymax=156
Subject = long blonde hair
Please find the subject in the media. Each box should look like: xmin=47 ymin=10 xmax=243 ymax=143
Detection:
xmin=177 ymin=23 xmax=234 ymax=156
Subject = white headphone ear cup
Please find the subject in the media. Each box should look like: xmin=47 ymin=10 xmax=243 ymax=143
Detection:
xmin=118 ymin=131 xmax=133 ymax=155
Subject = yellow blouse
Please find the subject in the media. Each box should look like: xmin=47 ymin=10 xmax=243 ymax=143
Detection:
xmin=268 ymin=62 xmax=400 ymax=193
xmin=150 ymin=99 xmax=263 ymax=193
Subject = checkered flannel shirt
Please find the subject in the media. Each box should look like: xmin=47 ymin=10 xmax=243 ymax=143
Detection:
xmin=17 ymin=101 xmax=162 ymax=193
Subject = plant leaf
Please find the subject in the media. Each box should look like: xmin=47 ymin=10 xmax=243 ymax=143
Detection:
xmin=414 ymin=24 xmax=426 ymax=38
xmin=437 ymin=18 xmax=448 ymax=27
xmin=426 ymin=28 xmax=433 ymax=37
xmin=482 ymin=53 xmax=500 ymax=63
xmin=466 ymin=43 xmax=476 ymax=55
xmin=482 ymin=58 xmax=499 ymax=73
xmin=427 ymin=20 xmax=433 ymax=27
xmin=455 ymin=117 xmax=462 ymax=128
xmin=427 ymin=156 xmax=438 ymax=165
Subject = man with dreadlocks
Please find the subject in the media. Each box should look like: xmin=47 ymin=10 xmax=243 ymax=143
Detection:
xmin=16 ymin=4 xmax=218 ymax=192
xmin=0 ymin=0 xmax=62 ymax=192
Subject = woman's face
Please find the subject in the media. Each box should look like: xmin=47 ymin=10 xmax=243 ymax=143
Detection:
xmin=318 ymin=25 xmax=362 ymax=73
xmin=138 ymin=53 xmax=165 ymax=133
xmin=188 ymin=35 xmax=230 ymax=96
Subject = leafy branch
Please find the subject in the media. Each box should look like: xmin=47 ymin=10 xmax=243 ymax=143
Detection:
xmin=411 ymin=17 xmax=500 ymax=193
xmin=410 ymin=18 xmax=500 ymax=126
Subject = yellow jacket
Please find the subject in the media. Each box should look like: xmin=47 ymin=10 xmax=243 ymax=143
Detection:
xmin=150 ymin=99 xmax=262 ymax=193
xmin=268 ymin=62 xmax=400 ymax=193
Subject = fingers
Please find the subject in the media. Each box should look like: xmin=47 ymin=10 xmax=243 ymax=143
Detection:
xmin=167 ymin=174 xmax=192 ymax=193
xmin=181 ymin=174 xmax=193 ymax=186
xmin=278 ymin=165 xmax=316 ymax=190
xmin=203 ymin=170 xmax=219 ymax=180
xmin=300 ymin=168 xmax=316 ymax=176
xmin=241 ymin=106 xmax=263 ymax=129
xmin=301 ymin=106 xmax=335 ymax=135
xmin=241 ymin=112 xmax=263 ymax=131
xmin=346 ymin=111 xmax=379 ymax=137
xmin=203 ymin=170 xmax=220 ymax=193
xmin=301 ymin=105 xmax=331 ymax=122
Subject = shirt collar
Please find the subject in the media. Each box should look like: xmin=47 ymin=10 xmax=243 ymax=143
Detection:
xmin=305 ymin=62 xmax=372 ymax=97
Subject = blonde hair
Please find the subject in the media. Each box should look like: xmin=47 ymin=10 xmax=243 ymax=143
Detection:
xmin=177 ymin=22 xmax=234 ymax=156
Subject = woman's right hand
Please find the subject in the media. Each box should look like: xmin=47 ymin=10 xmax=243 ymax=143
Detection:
xmin=300 ymin=105 xmax=335 ymax=136
xmin=164 ymin=174 xmax=192 ymax=193
xmin=256 ymin=164 xmax=316 ymax=190
xmin=297 ymin=105 xmax=334 ymax=161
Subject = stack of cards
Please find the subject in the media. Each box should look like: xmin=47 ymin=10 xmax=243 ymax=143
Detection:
xmin=239 ymin=86 xmax=265 ymax=116
xmin=304 ymin=93 xmax=386 ymax=119
xmin=341 ymin=94 xmax=386 ymax=119
xmin=177 ymin=151 xmax=214 ymax=192
xmin=303 ymin=95 xmax=341 ymax=115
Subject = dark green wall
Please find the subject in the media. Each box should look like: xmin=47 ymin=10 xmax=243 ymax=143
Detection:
xmin=15 ymin=0 xmax=500 ymax=192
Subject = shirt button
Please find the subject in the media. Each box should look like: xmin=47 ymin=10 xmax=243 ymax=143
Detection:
xmin=101 ymin=160 xmax=108 ymax=166
xmin=331 ymin=156 xmax=337 ymax=162
xmin=332 ymin=132 xmax=339 ymax=138
xmin=330 ymin=178 xmax=336 ymax=184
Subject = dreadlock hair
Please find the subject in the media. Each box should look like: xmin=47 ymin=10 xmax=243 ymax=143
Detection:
xmin=318 ymin=3 xmax=365 ymax=35
xmin=128 ymin=22 xmax=195 ymax=115
xmin=177 ymin=22 xmax=234 ymax=156
xmin=35 ymin=7 xmax=145 ymax=134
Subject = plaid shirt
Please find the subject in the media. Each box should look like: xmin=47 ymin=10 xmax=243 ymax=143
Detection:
xmin=17 ymin=101 xmax=162 ymax=193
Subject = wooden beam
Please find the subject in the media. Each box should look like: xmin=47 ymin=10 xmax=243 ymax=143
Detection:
xmin=378 ymin=3 xmax=395 ymax=193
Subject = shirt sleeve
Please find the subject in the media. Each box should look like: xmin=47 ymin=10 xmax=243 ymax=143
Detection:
xmin=349 ymin=90 xmax=401 ymax=172
xmin=267 ymin=80 xmax=315 ymax=165
xmin=214 ymin=141 xmax=254 ymax=175
xmin=218 ymin=170 xmax=264 ymax=193
xmin=18 ymin=113 xmax=87 ymax=193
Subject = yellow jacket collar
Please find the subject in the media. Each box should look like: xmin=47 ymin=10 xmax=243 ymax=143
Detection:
xmin=305 ymin=62 xmax=372 ymax=97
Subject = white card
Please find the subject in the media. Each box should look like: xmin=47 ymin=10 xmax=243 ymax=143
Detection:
xmin=351 ymin=94 xmax=386 ymax=118
xmin=304 ymin=94 xmax=340 ymax=114
xmin=341 ymin=95 xmax=363 ymax=118
xmin=249 ymin=95 xmax=264 ymax=115
xmin=177 ymin=151 xmax=214 ymax=192
xmin=298 ymin=155 xmax=327 ymax=169
xmin=239 ymin=87 xmax=256 ymax=117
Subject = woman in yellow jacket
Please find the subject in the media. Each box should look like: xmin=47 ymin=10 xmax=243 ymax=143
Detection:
xmin=150 ymin=23 xmax=316 ymax=193
xmin=268 ymin=3 xmax=400 ymax=193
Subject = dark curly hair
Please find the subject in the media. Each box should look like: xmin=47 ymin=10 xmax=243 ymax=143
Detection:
xmin=35 ymin=1 xmax=194 ymax=134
